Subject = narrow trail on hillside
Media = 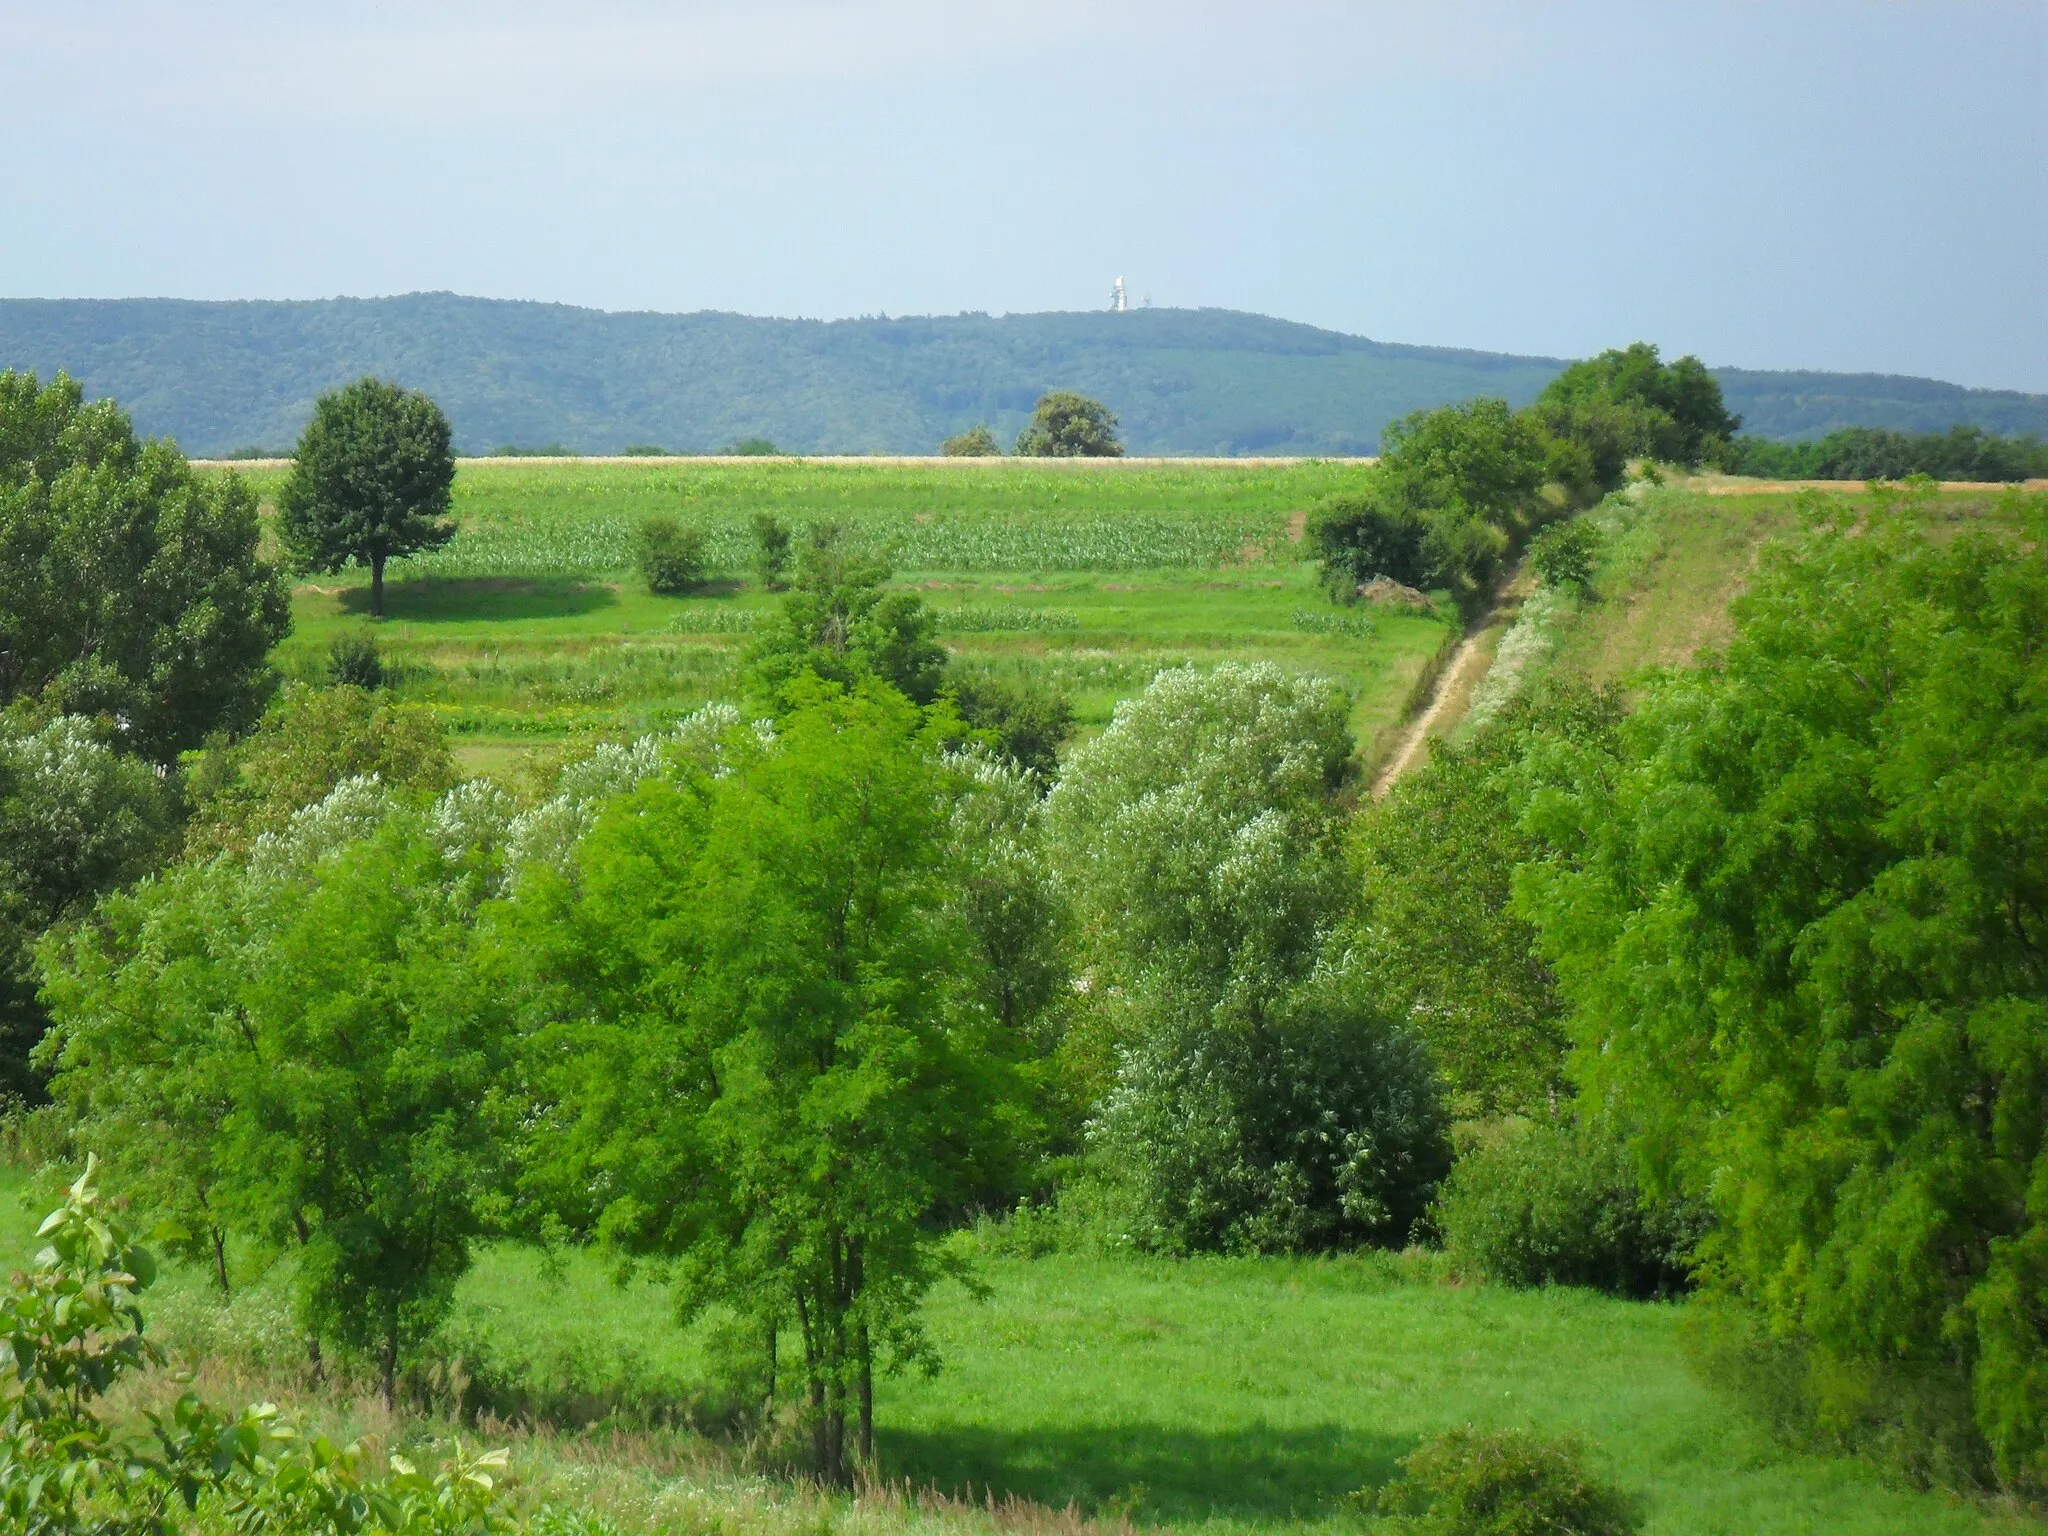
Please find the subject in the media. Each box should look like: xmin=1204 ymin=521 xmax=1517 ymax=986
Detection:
xmin=1370 ymin=564 xmax=1530 ymax=798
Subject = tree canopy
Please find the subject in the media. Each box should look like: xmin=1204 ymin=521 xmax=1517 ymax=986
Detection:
xmin=1518 ymin=486 xmax=2048 ymax=1488
xmin=1014 ymin=392 xmax=1123 ymax=458
xmin=1533 ymin=342 xmax=1740 ymax=485
xmin=0 ymin=371 xmax=291 ymax=761
xmin=278 ymin=378 xmax=457 ymax=618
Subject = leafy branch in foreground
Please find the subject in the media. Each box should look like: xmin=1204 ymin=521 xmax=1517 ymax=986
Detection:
xmin=1 ymin=1156 xmax=522 ymax=1535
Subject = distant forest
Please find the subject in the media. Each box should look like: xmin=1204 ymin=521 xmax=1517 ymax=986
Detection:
xmin=2 ymin=294 xmax=2044 ymax=458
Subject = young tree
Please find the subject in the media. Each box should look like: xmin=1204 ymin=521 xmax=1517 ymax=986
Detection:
xmin=750 ymin=511 xmax=793 ymax=589
xmin=278 ymin=378 xmax=457 ymax=618
xmin=506 ymin=685 xmax=1028 ymax=1483
xmin=41 ymin=785 xmax=512 ymax=1407
xmin=1014 ymin=392 xmax=1124 ymax=457
xmin=1518 ymin=487 xmax=2048 ymax=1489
xmin=746 ymin=523 xmax=946 ymax=707
xmin=0 ymin=371 xmax=292 ymax=760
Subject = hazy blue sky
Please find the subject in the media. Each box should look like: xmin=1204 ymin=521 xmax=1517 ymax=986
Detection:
xmin=3 ymin=1 xmax=2043 ymax=389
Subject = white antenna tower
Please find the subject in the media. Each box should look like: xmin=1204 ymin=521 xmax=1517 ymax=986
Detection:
xmin=1111 ymin=275 xmax=1128 ymax=313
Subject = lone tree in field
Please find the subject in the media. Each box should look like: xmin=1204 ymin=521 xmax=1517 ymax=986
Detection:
xmin=1014 ymin=391 xmax=1124 ymax=457
xmin=279 ymin=379 xmax=457 ymax=617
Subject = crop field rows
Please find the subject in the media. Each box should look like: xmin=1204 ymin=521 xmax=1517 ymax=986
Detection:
xmin=241 ymin=458 xmax=1447 ymax=763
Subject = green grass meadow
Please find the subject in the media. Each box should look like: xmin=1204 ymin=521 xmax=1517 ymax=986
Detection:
xmin=235 ymin=458 xmax=1452 ymax=765
xmin=1 ymin=1167 xmax=2029 ymax=1536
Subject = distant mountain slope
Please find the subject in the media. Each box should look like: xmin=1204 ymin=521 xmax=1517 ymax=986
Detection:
xmin=1 ymin=294 xmax=2041 ymax=457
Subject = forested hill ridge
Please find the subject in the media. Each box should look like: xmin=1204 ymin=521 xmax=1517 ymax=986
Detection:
xmin=3 ymin=292 xmax=2044 ymax=457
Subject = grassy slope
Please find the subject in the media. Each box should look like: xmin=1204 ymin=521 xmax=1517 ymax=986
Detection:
xmin=3 ymin=1174 xmax=2030 ymax=1536
xmin=232 ymin=459 xmax=1454 ymax=765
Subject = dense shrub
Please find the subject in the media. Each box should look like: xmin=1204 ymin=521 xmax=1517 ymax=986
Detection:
xmin=635 ymin=514 xmax=709 ymax=593
xmin=1091 ymin=963 xmax=1449 ymax=1253
xmin=1437 ymin=1118 xmax=1700 ymax=1297
xmin=1529 ymin=518 xmax=1604 ymax=593
xmin=1313 ymin=399 xmax=1552 ymax=607
xmin=326 ymin=631 xmax=385 ymax=689
xmin=1518 ymin=485 xmax=2048 ymax=1490
xmin=1530 ymin=342 xmax=1739 ymax=485
xmin=948 ymin=668 xmax=1075 ymax=780
xmin=940 ymin=423 xmax=1002 ymax=457
xmin=1373 ymin=1427 xmax=1639 ymax=1536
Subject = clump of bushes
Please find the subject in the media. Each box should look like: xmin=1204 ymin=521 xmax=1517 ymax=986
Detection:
xmin=328 ymin=631 xmax=386 ymax=689
xmin=1529 ymin=518 xmax=1604 ymax=594
xmin=751 ymin=511 xmax=792 ymax=589
xmin=1371 ymin=1426 xmax=1639 ymax=1535
xmin=940 ymin=423 xmax=1002 ymax=457
xmin=1436 ymin=1117 xmax=1700 ymax=1298
xmin=636 ymin=515 xmax=709 ymax=593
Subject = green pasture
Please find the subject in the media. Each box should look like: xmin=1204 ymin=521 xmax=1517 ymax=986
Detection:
xmin=226 ymin=458 xmax=1449 ymax=762
xmin=0 ymin=1171 xmax=2028 ymax=1536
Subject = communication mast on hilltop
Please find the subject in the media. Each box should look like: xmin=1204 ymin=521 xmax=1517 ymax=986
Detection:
xmin=1110 ymin=275 xmax=1128 ymax=313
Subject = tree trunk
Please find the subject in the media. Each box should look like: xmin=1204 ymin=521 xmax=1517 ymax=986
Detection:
xmin=371 ymin=552 xmax=386 ymax=618
xmin=381 ymin=1328 xmax=399 ymax=1411
xmin=210 ymin=1225 xmax=231 ymax=1297
xmin=764 ymin=1318 xmax=778 ymax=1423
xmin=858 ymin=1326 xmax=874 ymax=1471
xmin=307 ymin=1333 xmax=325 ymax=1388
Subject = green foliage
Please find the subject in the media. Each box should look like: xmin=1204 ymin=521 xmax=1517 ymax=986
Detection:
xmin=0 ymin=371 xmax=292 ymax=762
xmin=938 ymin=425 xmax=1001 ymax=457
xmin=1049 ymin=663 xmax=1353 ymax=1002
xmin=1310 ymin=400 xmax=1552 ymax=606
xmin=1529 ymin=519 xmax=1604 ymax=594
xmin=185 ymin=683 xmax=457 ymax=857
xmin=1013 ymin=393 xmax=1123 ymax=458
xmin=726 ymin=437 xmax=780 ymax=456
xmin=1047 ymin=665 xmax=1444 ymax=1251
xmin=632 ymin=516 xmax=707 ymax=595
xmin=1723 ymin=424 xmax=2048 ymax=482
xmin=0 ymin=716 xmax=178 ymax=1103
xmin=1516 ymin=486 xmax=2048 ymax=1490
xmin=1437 ymin=1118 xmax=1701 ymax=1298
xmin=41 ymin=791 xmax=513 ymax=1407
xmin=1 ymin=1160 xmax=526 ymax=1535
xmin=1374 ymin=1427 xmax=1638 ymax=1536
xmin=946 ymin=670 xmax=1075 ymax=780
xmin=1348 ymin=684 xmax=1623 ymax=1118
xmin=1532 ymin=342 xmax=1739 ymax=485
xmin=505 ymin=686 xmax=1031 ymax=1483
xmin=615 ymin=444 xmax=668 ymax=457
xmin=746 ymin=525 xmax=946 ymax=707
xmin=1306 ymin=492 xmax=1431 ymax=596
xmin=1091 ymin=962 xmax=1449 ymax=1254
xmin=749 ymin=511 xmax=793 ymax=589
xmin=279 ymin=379 xmax=458 ymax=618
xmin=327 ymin=633 xmax=386 ymax=690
